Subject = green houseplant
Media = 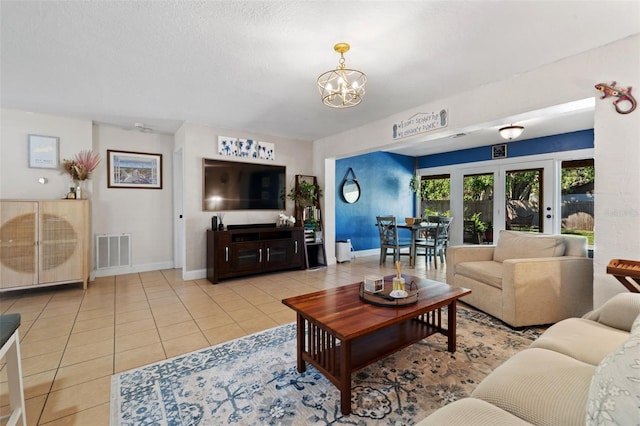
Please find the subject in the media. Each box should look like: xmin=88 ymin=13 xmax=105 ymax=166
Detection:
xmin=287 ymin=181 xmax=322 ymax=207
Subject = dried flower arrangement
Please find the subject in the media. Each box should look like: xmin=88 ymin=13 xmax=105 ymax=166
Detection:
xmin=62 ymin=150 xmax=101 ymax=181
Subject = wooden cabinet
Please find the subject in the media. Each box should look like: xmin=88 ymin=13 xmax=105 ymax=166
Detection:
xmin=206 ymin=226 xmax=305 ymax=283
xmin=1 ymin=200 xmax=90 ymax=291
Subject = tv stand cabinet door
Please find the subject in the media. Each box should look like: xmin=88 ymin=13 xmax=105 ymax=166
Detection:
xmin=229 ymin=241 xmax=263 ymax=274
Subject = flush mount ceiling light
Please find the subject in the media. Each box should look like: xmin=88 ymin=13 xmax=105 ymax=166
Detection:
xmin=499 ymin=125 xmax=525 ymax=141
xmin=317 ymin=43 xmax=367 ymax=108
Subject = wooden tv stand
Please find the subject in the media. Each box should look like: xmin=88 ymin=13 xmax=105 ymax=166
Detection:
xmin=206 ymin=226 xmax=305 ymax=284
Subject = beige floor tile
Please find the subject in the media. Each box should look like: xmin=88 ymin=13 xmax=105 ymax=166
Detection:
xmin=114 ymin=308 xmax=153 ymax=325
xmin=20 ymin=335 xmax=68 ymax=359
xmin=218 ymin=298 xmax=255 ymax=313
xmin=269 ymin=309 xmax=297 ymax=325
xmin=256 ymin=300 xmax=290 ymax=314
xmin=182 ymin=303 xmax=225 ymax=319
xmin=153 ymin=309 xmax=192 ymax=327
xmin=52 ymin=355 xmax=113 ymax=391
xmin=114 ymin=342 xmax=166 ymax=373
xmin=23 ymin=393 xmax=47 ymax=426
xmin=162 ymin=332 xmax=209 ymax=358
xmin=39 ymin=376 xmax=111 ymax=424
xmin=66 ymin=326 xmax=113 ymax=348
xmin=194 ymin=312 xmax=235 ymax=331
xmin=157 ymin=320 xmax=200 ymax=341
xmin=71 ymin=315 xmax=114 ymax=334
xmin=115 ymin=329 xmax=160 ymax=353
xmin=23 ymin=323 xmax=73 ymax=343
xmin=115 ymin=318 xmax=156 ymax=337
xmin=39 ymin=401 xmax=109 ymax=426
xmin=60 ymin=339 xmax=114 ymax=367
xmin=237 ymin=316 xmax=279 ymax=334
xmin=226 ymin=307 xmax=267 ymax=322
xmin=0 ymin=368 xmax=55 ymax=407
xmin=203 ymin=323 xmax=247 ymax=346
xmin=21 ymin=351 xmax=63 ymax=377
xmin=75 ymin=307 xmax=114 ymax=321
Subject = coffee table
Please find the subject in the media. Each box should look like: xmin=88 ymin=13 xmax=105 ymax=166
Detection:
xmin=281 ymin=274 xmax=471 ymax=415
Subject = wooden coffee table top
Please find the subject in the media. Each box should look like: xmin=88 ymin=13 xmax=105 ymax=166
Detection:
xmin=282 ymin=274 xmax=470 ymax=341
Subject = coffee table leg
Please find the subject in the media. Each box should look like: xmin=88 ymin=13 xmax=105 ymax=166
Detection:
xmin=448 ymin=300 xmax=457 ymax=353
xmin=296 ymin=314 xmax=306 ymax=373
xmin=339 ymin=340 xmax=352 ymax=414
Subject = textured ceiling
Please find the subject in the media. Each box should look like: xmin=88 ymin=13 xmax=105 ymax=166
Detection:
xmin=2 ymin=1 xmax=639 ymax=153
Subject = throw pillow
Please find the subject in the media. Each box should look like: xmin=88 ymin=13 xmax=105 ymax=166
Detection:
xmin=493 ymin=230 xmax=565 ymax=262
xmin=586 ymin=313 xmax=640 ymax=425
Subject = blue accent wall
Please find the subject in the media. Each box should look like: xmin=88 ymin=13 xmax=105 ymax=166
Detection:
xmin=335 ymin=152 xmax=415 ymax=250
xmin=335 ymin=130 xmax=593 ymax=253
xmin=417 ymin=130 xmax=593 ymax=168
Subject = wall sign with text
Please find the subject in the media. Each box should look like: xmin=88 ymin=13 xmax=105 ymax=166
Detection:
xmin=392 ymin=109 xmax=448 ymax=140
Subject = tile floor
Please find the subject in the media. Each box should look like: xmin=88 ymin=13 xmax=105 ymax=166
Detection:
xmin=0 ymin=255 xmax=446 ymax=425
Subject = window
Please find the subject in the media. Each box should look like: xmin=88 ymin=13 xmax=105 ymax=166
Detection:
xmin=561 ymin=159 xmax=594 ymax=247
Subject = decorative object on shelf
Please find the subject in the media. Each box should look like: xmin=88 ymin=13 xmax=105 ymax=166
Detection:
xmin=340 ymin=167 xmax=360 ymax=204
xmin=288 ymin=177 xmax=322 ymax=209
xmin=317 ymin=42 xmax=367 ymax=108
xmin=28 ymin=134 xmax=59 ymax=169
xmin=61 ymin=149 xmax=100 ymax=199
xmin=364 ymin=274 xmax=384 ymax=293
xmin=217 ymin=212 xmax=225 ymax=231
xmin=278 ymin=213 xmax=296 ymax=227
xmin=498 ymin=125 xmax=524 ymax=141
xmin=492 ymin=143 xmax=507 ymax=159
xmin=595 ymin=81 xmax=636 ymax=114
xmin=107 ymin=150 xmax=162 ymax=189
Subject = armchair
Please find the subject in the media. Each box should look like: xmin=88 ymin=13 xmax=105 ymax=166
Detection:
xmin=446 ymin=230 xmax=593 ymax=327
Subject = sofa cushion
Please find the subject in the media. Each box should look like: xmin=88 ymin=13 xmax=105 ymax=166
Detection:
xmin=586 ymin=313 xmax=640 ymax=425
xmin=472 ymin=348 xmax=595 ymax=426
xmin=417 ymin=398 xmax=532 ymax=425
xmin=529 ymin=317 xmax=630 ymax=365
xmin=455 ymin=261 xmax=503 ymax=289
xmin=583 ymin=292 xmax=640 ymax=332
xmin=493 ymin=230 xmax=565 ymax=262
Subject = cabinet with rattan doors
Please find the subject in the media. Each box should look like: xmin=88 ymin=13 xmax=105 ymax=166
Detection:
xmin=0 ymin=200 xmax=91 ymax=291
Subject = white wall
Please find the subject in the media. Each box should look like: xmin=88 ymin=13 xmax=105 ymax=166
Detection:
xmin=1 ymin=109 xmax=92 ymax=199
xmin=92 ymin=124 xmax=175 ymax=275
xmin=314 ymin=34 xmax=640 ymax=308
xmin=177 ymin=122 xmax=313 ymax=278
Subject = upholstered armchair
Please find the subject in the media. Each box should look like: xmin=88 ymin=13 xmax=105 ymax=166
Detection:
xmin=446 ymin=230 xmax=593 ymax=327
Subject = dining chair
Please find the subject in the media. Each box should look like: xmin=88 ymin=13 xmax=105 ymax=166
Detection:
xmin=416 ymin=216 xmax=451 ymax=268
xmin=375 ymin=216 xmax=411 ymax=264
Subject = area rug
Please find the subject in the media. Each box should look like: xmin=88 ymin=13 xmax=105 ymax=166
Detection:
xmin=111 ymin=306 xmax=542 ymax=425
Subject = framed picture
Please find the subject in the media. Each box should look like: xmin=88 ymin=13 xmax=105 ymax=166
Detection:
xmin=492 ymin=143 xmax=507 ymax=159
xmin=107 ymin=150 xmax=162 ymax=189
xmin=28 ymin=134 xmax=59 ymax=168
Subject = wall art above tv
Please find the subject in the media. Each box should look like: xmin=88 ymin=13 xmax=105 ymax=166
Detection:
xmin=203 ymin=158 xmax=286 ymax=211
xmin=218 ymin=136 xmax=275 ymax=160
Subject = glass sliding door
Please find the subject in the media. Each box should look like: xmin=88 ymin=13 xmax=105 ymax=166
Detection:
xmin=561 ymin=159 xmax=594 ymax=247
xmin=419 ymin=174 xmax=451 ymax=218
xmin=505 ymin=168 xmax=543 ymax=233
xmin=463 ymin=173 xmax=494 ymax=244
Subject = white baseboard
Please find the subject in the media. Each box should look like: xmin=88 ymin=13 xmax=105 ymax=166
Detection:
xmin=91 ymin=261 xmax=175 ymax=279
xmin=182 ymin=269 xmax=207 ymax=281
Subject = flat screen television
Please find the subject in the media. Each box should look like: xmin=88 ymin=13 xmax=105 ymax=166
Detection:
xmin=203 ymin=158 xmax=286 ymax=211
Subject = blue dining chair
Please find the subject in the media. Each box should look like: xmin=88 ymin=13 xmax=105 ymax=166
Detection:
xmin=376 ymin=216 xmax=411 ymax=264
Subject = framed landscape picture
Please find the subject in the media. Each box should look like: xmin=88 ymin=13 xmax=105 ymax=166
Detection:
xmin=107 ymin=150 xmax=162 ymax=189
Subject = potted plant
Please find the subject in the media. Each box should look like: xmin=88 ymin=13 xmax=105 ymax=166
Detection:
xmin=409 ymin=175 xmax=421 ymax=194
xmin=287 ymin=181 xmax=322 ymax=207
xmin=484 ymin=221 xmax=494 ymax=243
xmin=470 ymin=212 xmax=487 ymax=243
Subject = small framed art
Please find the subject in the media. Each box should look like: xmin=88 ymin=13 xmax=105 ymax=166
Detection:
xmin=492 ymin=143 xmax=507 ymax=159
xmin=28 ymin=134 xmax=59 ymax=168
xmin=107 ymin=150 xmax=162 ymax=189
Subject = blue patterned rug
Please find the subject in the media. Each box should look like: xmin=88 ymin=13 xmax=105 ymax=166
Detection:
xmin=110 ymin=306 xmax=542 ymax=425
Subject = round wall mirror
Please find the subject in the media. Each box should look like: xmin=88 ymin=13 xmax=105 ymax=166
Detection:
xmin=342 ymin=179 xmax=360 ymax=203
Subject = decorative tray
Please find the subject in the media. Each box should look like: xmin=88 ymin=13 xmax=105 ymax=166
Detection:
xmin=359 ymin=279 xmax=419 ymax=307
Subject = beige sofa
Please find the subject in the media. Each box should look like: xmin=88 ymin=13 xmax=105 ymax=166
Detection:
xmin=446 ymin=230 xmax=593 ymax=327
xmin=419 ymin=292 xmax=640 ymax=426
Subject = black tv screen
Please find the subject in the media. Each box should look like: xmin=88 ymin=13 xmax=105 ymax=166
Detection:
xmin=203 ymin=158 xmax=286 ymax=211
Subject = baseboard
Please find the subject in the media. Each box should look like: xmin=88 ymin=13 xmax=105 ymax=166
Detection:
xmin=92 ymin=261 xmax=175 ymax=279
xmin=182 ymin=269 xmax=207 ymax=281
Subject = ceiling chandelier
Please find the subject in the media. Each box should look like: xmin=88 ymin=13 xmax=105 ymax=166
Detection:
xmin=499 ymin=125 xmax=524 ymax=141
xmin=317 ymin=43 xmax=367 ymax=108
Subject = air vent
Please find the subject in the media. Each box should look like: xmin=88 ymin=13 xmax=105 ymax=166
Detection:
xmin=96 ymin=234 xmax=131 ymax=270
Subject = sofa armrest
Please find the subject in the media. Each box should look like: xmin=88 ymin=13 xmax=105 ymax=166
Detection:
xmin=446 ymin=245 xmax=495 ymax=285
xmin=582 ymin=292 xmax=640 ymax=332
xmin=501 ymin=256 xmax=593 ymax=326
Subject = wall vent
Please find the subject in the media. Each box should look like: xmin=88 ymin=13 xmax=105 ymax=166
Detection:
xmin=96 ymin=234 xmax=131 ymax=270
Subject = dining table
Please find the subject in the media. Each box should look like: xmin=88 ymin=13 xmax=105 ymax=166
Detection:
xmin=396 ymin=221 xmax=439 ymax=267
